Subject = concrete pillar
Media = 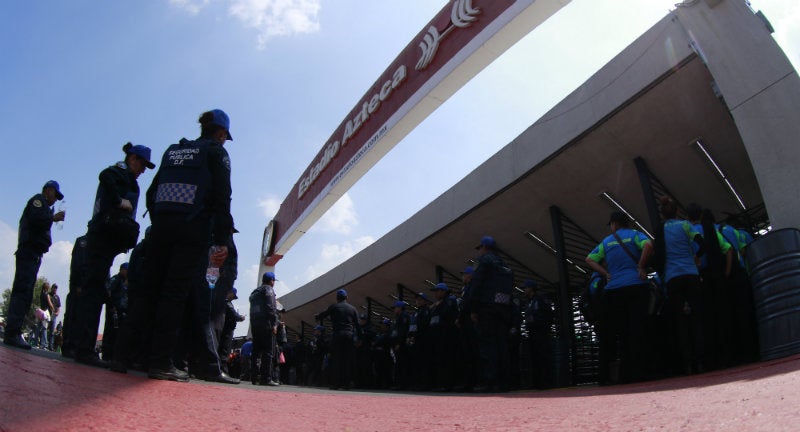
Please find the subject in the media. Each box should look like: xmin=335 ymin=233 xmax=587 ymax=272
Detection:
xmin=675 ymin=0 xmax=800 ymax=230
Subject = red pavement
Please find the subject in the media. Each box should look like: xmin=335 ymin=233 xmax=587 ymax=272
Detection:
xmin=1 ymin=346 xmax=798 ymax=432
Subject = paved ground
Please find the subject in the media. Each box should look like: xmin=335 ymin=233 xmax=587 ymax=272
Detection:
xmin=1 ymin=344 xmax=798 ymax=431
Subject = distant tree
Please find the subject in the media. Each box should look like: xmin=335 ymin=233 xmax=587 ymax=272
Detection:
xmin=0 ymin=277 xmax=50 ymax=335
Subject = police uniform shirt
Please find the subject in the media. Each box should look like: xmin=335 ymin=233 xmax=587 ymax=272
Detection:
xmin=17 ymin=193 xmax=55 ymax=254
xmin=91 ymin=163 xmax=140 ymax=224
xmin=317 ymin=302 xmax=360 ymax=335
xmin=146 ymin=137 xmax=232 ymax=244
xmin=249 ymin=283 xmax=278 ymax=326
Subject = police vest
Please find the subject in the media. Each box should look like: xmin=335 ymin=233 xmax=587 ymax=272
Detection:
xmin=151 ymin=139 xmax=212 ymax=216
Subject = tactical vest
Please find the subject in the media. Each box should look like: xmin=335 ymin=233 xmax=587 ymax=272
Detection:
xmin=151 ymin=139 xmax=211 ymax=216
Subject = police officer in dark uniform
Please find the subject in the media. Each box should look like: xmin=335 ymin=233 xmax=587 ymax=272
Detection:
xmin=249 ymin=272 xmax=280 ymax=386
xmin=372 ymin=318 xmax=393 ymax=389
xmin=110 ymin=227 xmax=151 ymax=371
xmin=354 ymin=313 xmax=377 ymax=388
xmin=73 ymin=143 xmax=154 ymax=367
xmin=389 ymin=300 xmax=410 ymax=389
xmin=309 ymin=325 xmax=330 ymax=386
xmin=521 ymin=279 xmax=554 ymax=389
xmin=218 ymin=288 xmax=245 ymax=373
xmin=408 ymin=292 xmax=431 ymax=390
xmin=3 ymin=181 xmax=65 ymax=349
xmin=102 ymin=262 xmax=129 ymax=361
xmin=428 ymin=283 xmax=459 ymax=391
xmin=62 ymin=233 xmax=88 ymax=357
xmin=144 ymin=110 xmax=233 ymax=382
xmin=467 ymin=235 xmax=514 ymax=392
xmin=213 ymin=224 xmax=239 ymax=356
xmin=315 ymin=288 xmax=360 ymax=390
xmin=456 ymin=266 xmax=478 ymax=392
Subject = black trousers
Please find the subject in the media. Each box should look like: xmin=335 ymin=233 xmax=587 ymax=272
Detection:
xmin=476 ymin=305 xmax=512 ymax=388
xmin=73 ymin=232 xmax=117 ymax=358
xmin=329 ymin=332 xmax=355 ymax=388
xmin=6 ymin=248 xmax=43 ymax=336
xmin=599 ymin=284 xmax=650 ymax=384
xmin=146 ymin=215 xmax=211 ymax=370
xmin=666 ymin=274 xmax=704 ymax=374
xmin=188 ymin=283 xmax=226 ymax=376
xmin=251 ymin=322 xmax=277 ymax=382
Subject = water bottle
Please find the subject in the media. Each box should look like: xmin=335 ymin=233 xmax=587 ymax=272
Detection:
xmin=55 ymin=200 xmax=66 ymax=230
xmin=206 ymin=246 xmax=221 ymax=289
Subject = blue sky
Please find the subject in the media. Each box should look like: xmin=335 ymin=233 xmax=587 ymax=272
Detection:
xmin=1 ymin=0 xmax=797 ymax=336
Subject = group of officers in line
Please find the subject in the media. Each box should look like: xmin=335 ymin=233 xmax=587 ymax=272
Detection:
xmin=267 ymin=235 xmax=557 ymax=393
xmin=272 ymin=200 xmax=759 ymax=392
xmin=4 ymin=107 xmax=761 ymax=390
xmin=5 ymin=109 xmax=243 ymax=384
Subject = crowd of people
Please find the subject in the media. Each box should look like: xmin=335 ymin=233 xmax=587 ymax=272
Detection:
xmin=3 ymin=109 xmax=243 ymax=384
xmin=226 ymin=202 xmax=759 ymax=392
xmin=584 ymin=199 xmax=758 ymax=385
xmin=1 ymin=106 xmax=760 ymax=391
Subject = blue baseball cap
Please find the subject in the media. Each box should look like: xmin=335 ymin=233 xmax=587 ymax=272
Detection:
xmin=393 ymin=300 xmax=406 ymax=309
xmin=42 ymin=180 xmax=64 ymax=200
xmin=461 ymin=266 xmax=474 ymax=275
xmin=336 ymin=288 xmax=347 ymax=298
xmin=231 ymin=287 xmax=238 ymax=299
xmin=120 ymin=262 xmax=129 ymax=270
xmin=476 ymin=235 xmax=496 ymax=249
xmin=262 ymin=271 xmax=277 ymax=282
xmin=414 ymin=292 xmax=429 ymax=301
xmin=431 ymin=282 xmax=449 ymax=292
xmin=209 ymin=109 xmax=233 ymax=141
xmin=314 ymin=325 xmax=325 ymax=332
xmin=123 ymin=142 xmax=156 ymax=169
xmin=382 ymin=318 xmax=391 ymax=325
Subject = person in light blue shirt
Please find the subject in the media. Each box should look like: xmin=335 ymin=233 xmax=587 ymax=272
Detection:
xmin=586 ymin=211 xmax=653 ymax=384
xmin=654 ymin=196 xmax=706 ymax=375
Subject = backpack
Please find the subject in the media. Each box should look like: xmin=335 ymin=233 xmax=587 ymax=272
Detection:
xmin=579 ymin=273 xmax=606 ymax=325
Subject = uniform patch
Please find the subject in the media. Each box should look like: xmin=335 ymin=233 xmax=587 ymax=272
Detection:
xmin=222 ymin=156 xmax=231 ymax=171
xmin=32 ymin=200 xmax=43 ymax=208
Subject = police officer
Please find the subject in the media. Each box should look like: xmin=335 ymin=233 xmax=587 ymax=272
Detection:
xmin=218 ymin=288 xmax=245 ymax=373
xmin=62 ymin=233 xmax=88 ymax=357
xmin=110 ymin=227 xmax=151 ymax=372
xmin=3 ymin=180 xmax=65 ymax=350
xmin=73 ymin=143 xmax=154 ymax=367
xmin=315 ymin=288 xmax=360 ymax=390
xmin=521 ymin=279 xmax=554 ymax=389
xmin=144 ymin=110 xmax=233 ymax=382
xmin=408 ymin=292 xmax=431 ymax=390
xmin=467 ymin=235 xmax=514 ymax=392
xmin=249 ymin=272 xmax=280 ymax=386
xmin=456 ymin=266 xmax=478 ymax=392
xmin=428 ymin=282 xmax=459 ymax=391
xmin=102 ymin=262 xmax=129 ymax=361
xmin=354 ymin=313 xmax=377 ymax=388
xmin=389 ymin=300 xmax=410 ymax=389
xmin=308 ymin=325 xmax=329 ymax=386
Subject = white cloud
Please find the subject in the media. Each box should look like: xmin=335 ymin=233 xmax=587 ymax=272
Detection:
xmin=229 ymin=0 xmax=321 ymax=47
xmin=301 ymin=235 xmax=374 ymax=283
xmin=257 ymin=195 xmax=282 ymax=219
xmin=314 ymin=193 xmax=358 ymax=235
xmin=38 ymin=240 xmax=74 ymax=288
xmin=0 ymin=220 xmax=17 ymax=291
xmin=169 ymin=0 xmax=211 ymax=15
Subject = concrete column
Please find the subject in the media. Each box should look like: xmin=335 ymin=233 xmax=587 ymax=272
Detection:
xmin=675 ymin=0 xmax=800 ymax=230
